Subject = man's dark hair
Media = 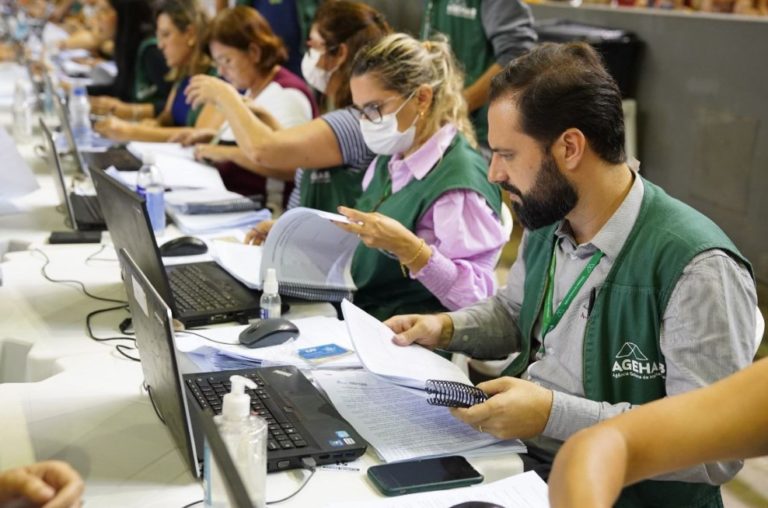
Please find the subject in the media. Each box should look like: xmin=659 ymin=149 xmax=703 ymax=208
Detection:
xmin=489 ymin=42 xmax=626 ymax=164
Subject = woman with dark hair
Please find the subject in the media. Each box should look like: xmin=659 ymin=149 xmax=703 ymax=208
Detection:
xmin=89 ymin=0 xmax=172 ymax=120
xmin=177 ymin=6 xmax=318 ymax=214
xmin=94 ymin=0 xmax=223 ymax=141
xmin=184 ymin=0 xmax=390 ymax=217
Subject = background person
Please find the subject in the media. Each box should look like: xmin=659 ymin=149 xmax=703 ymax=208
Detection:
xmin=94 ymin=0 xmax=223 ymax=142
xmin=89 ymin=0 xmax=172 ymax=121
xmin=420 ymin=0 xmax=536 ymax=149
xmin=180 ymin=6 xmax=317 ymax=214
xmin=185 ymin=0 xmax=390 ymax=216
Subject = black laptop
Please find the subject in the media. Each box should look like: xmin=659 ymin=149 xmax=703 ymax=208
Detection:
xmin=118 ymin=248 xmax=367 ymax=477
xmin=91 ymin=166 xmax=262 ymax=327
xmin=40 ymin=119 xmax=106 ymax=231
xmin=48 ymin=81 xmax=141 ymax=173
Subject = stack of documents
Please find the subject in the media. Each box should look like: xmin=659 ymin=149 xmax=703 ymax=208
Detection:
xmin=165 ymin=190 xmax=270 ymax=234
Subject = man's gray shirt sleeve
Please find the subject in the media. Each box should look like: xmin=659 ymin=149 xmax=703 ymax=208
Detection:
xmin=480 ymin=0 xmax=537 ymax=66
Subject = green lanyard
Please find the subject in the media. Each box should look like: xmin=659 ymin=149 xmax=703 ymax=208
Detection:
xmin=540 ymin=245 xmax=604 ymax=343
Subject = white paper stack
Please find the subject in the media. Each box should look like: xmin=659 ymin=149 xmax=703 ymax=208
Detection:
xmin=165 ymin=190 xmax=270 ymax=234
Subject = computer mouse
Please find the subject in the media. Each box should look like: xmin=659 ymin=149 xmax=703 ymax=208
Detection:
xmin=159 ymin=236 xmax=208 ymax=257
xmin=238 ymin=318 xmax=299 ymax=348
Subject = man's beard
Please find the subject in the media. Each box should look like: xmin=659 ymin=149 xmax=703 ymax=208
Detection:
xmin=500 ymin=153 xmax=578 ymax=230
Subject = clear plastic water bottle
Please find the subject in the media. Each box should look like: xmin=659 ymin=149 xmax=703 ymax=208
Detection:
xmin=69 ymin=86 xmax=93 ymax=148
xmin=259 ymin=268 xmax=281 ymax=319
xmin=137 ymin=153 xmax=166 ymax=234
xmin=12 ymin=78 xmax=34 ymax=140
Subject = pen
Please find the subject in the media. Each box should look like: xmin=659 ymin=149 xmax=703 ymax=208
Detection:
xmin=587 ymin=287 xmax=596 ymax=318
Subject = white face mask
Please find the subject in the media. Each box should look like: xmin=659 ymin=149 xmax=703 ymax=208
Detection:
xmin=359 ymin=92 xmax=418 ymax=156
xmin=301 ymin=48 xmax=333 ymax=93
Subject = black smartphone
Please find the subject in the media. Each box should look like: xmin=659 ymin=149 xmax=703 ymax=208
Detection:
xmin=367 ymin=456 xmax=483 ymax=496
xmin=49 ymin=231 xmax=102 ymax=244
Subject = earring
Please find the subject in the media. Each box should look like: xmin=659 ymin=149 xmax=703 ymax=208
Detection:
xmin=187 ymin=39 xmax=195 ymax=47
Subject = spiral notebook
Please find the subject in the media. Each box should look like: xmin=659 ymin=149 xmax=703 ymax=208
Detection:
xmin=341 ymin=300 xmax=486 ymax=408
xmin=259 ymin=208 xmax=358 ymax=302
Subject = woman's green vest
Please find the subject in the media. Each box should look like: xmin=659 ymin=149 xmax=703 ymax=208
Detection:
xmin=350 ymin=134 xmax=501 ymax=321
xmin=513 ymin=178 xmax=752 ymax=508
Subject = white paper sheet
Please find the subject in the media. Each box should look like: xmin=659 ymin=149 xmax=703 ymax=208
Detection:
xmin=341 ymin=300 xmax=471 ymax=389
xmin=326 ymin=471 xmax=549 ymax=508
xmin=105 ymin=157 xmax=225 ymax=191
xmin=313 ymin=370 xmax=519 ymax=463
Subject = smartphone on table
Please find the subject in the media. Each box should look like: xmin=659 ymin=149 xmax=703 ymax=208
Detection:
xmin=367 ymin=455 xmax=483 ymax=496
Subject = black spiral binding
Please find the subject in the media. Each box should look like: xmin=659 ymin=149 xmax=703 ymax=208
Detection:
xmin=425 ymin=379 xmax=488 ymax=408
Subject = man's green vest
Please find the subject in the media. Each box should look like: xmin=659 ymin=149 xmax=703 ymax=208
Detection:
xmin=350 ymin=134 xmax=501 ymax=320
xmin=133 ymin=37 xmax=161 ymax=104
xmin=299 ymin=167 xmax=364 ymax=213
xmin=421 ymin=0 xmax=493 ymax=144
xmin=510 ymin=178 xmax=752 ymax=508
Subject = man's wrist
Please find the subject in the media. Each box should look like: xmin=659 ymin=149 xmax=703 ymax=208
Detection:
xmin=438 ymin=313 xmax=454 ymax=349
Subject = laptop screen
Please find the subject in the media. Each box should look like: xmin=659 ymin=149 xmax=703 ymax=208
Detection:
xmin=39 ymin=119 xmax=78 ymax=230
xmin=118 ymin=248 xmax=200 ymax=472
xmin=91 ymin=167 xmax=177 ymax=315
xmin=48 ymin=80 xmax=89 ymax=176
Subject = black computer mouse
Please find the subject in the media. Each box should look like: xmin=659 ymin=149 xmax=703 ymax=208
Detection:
xmin=238 ymin=318 xmax=300 ymax=348
xmin=159 ymin=236 xmax=208 ymax=257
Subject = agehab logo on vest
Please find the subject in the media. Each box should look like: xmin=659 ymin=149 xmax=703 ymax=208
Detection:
xmin=612 ymin=342 xmax=665 ymax=380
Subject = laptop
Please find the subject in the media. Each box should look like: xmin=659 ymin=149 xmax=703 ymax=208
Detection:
xmin=39 ymin=119 xmax=106 ymax=231
xmin=90 ymin=166 xmax=262 ymax=327
xmin=48 ymin=79 xmax=141 ymax=173
xmin=118 ymin=248 xmax=367 ymax=477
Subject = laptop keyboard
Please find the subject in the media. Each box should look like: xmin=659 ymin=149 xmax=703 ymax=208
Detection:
xmin=186 ymin=372 xmax=309 ymax=451
xmin=169 ymin=265 xmax=238 ymax=313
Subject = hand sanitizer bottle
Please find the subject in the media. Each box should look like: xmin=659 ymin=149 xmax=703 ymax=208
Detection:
xmin=204 ymin=375 xmax=267 ymax=508
xmin=260 ymin=268 xmax=281 ymax=319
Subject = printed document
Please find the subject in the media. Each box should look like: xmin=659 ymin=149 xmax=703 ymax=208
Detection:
xmin=313 ymin=370 xmax=524 ymax=463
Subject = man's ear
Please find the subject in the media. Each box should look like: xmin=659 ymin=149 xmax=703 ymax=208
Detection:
xmin=554 ymin=128 xmax=586 ymax=172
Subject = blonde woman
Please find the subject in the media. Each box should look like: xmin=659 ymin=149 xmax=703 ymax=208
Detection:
xmin=334 ymin=33 xmax=506 ymax=320
xmin=94 ymin=0 xmax=223 ymax=142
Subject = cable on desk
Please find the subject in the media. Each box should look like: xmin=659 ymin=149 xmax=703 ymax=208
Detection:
xmin=180 ymin=500 xmax=203 ymax=508
xmin=266 ymin=457 xmax=317 ymax=505
xmin=84 ymin=244 xmax=117 ymax=264
xmin=115 ymin=343 xmax=140 ymax=362
xmin=176 ymin=329 xmax=236 ymax=346
xmin=33 ymin=248 xmax=127 ymax=304
xmin=144 ymin=382 xmax=167 ymax=424
xmin=85 ymin=304 xmax=140 ymax=362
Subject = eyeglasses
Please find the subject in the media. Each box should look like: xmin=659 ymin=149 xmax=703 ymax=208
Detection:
xmin=350 ymin=91 xmax=415 ymax=124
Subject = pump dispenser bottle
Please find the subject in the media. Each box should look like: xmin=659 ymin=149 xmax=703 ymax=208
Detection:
xmin=204 ymin=375 xmax=267 ymax=508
